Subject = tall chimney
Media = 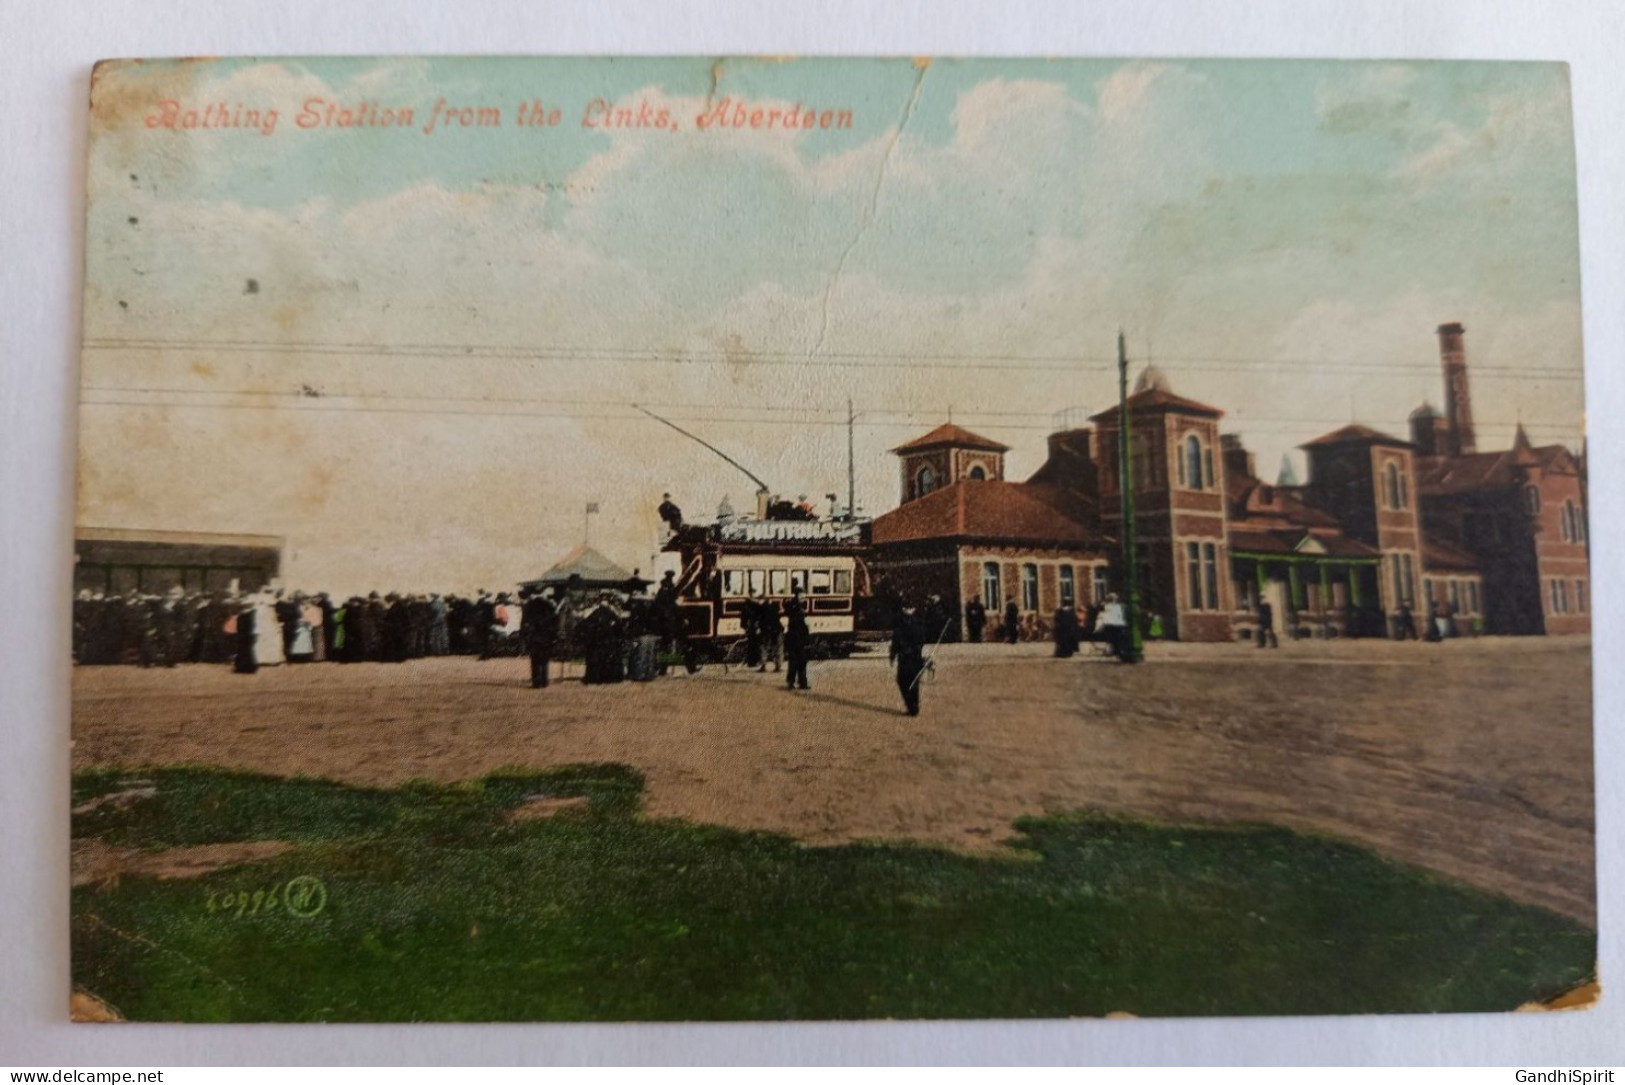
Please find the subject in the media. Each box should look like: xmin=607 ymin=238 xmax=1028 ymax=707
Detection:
xmin=1437 ymin=322 xmax=1475 ymax=456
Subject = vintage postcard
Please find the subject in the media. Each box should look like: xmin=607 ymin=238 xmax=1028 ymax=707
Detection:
xmin=71 ymin=56 xmax=1595 ymax=1021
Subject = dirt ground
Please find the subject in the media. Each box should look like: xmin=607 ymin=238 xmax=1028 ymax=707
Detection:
xmin=71 ymin=636 xmax=1596 ymax=924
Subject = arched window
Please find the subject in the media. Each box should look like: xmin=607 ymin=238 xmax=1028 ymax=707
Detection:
xmin=1562 ymin=499 xmax=1582 ymax=543
xmin=1184 ymin=435 xmax=1204 ymax=491
xmin=917 ymin=464 xmax=937 ymax=497
xmin=968 ymin=465 xmax=986 ymax=481
xmin=981 ymin=562 xmax=1001 ymax=610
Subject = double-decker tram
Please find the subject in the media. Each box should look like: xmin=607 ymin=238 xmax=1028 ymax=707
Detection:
xmin=636 ymin=404 xmax=875 ymax=658
xmin=667 ymin=511 xmax=873 ymax=657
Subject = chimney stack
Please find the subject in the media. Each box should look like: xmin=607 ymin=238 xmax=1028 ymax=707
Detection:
xmin=1437 ymin=322 xmax=1476 ymax=456
xmin=1220 ymin=433 xmax=1254 ymax=481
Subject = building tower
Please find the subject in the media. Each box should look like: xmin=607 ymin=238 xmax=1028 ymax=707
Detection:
xmin=890 ymin=423 xmax=1009 ymax=504
xmin=1090 ymin=368 xmax=1232 ymax=641
xmin=1438 ymin=322 xmax=1476 ymax=457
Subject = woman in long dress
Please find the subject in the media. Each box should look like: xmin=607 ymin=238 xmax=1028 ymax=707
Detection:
xmin=253 ymin=589 xmax=286 ymax=666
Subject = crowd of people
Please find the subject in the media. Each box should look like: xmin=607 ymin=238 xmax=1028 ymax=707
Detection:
xmin=74 ymin=585 xmax=572 ymax=670
xmin=72 ymin=570 xmax=1144 ymax=717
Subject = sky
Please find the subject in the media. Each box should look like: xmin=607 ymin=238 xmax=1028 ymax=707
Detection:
xmin=78 ymin=56 xmax=1585 ymax=595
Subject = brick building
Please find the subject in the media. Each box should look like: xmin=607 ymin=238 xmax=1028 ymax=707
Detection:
xmin=869 ymin=323 xmax=1587 ymax=641
xmin=870 ymin=424 xmax=1109 ymax=640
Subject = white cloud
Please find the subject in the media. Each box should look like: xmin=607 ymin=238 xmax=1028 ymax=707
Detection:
xmin=1096 ymin=62 xmax=1169 ymax=124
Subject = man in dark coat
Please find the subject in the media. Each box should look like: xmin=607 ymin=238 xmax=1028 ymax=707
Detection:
xmin=758 ymin=595 xmax=782 ymax=673
xmin=1053 ymin=605 xmax=1080 ymax=658
xmin=382 ymin=594 xmax=412 ymax=662
xmin=1256 ymin=599 xmax=1279 ymax=649
xmin=964 ymin=598 xmax=986 ymax=643
xmin=657 ymin=493 xmax=683 ymax=534
xmin=522 ymin=587 xmax=559 ymax=688
xmin=890 ymin=603 xmax=928 ymax=716
xmin=1003 ymin=599 xmax=1021 ymax=644
xmin=473 ymin=592 xmax=496 ymax=659
xmin=580 ymin=604 xmax=626 ymax=684
xmin=783 ymin=587 xmax=811 ymax=690
xmin=1395 ymin=601 xmax=1418 ymax=641
xmin=275 ymin=591 xmax=300 ymax=660
xmin=742 ymin=591 xmax=763 ymax=668
xmin=233 ymin=600 xmax=258 ymax=674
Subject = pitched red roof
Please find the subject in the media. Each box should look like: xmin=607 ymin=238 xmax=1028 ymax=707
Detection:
xmin=1415 ymin=444 xmax=1576 ymax=495
xmin=871 ymin=481 xmax=1097 ymax=546
xmin=889 ymin=423 xmax=1009 ymax=454
xmin=1422 ymin=537 xmax=1481 ymax=572
xmin=1090 ymin=386 xmax=1223 ymax=422
xmin=1300 ymin=424 xmax=1412 ymax=449
xmin=1226 ymin=528 xmax=1378 ymax=559
xmin=1225 ymin=471 xmax=1340 ymax=529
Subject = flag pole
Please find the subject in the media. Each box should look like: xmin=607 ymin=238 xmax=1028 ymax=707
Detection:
xmin=1118 ymin=329 xmax=1144 ymax=664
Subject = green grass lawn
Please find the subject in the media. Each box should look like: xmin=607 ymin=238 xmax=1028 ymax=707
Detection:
xmin=71 ymin=765 xmax=1595 ymax=1021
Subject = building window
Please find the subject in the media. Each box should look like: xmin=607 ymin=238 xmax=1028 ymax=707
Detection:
xmin=1021 ymin=564 xmax=1039 ymax=611
xmin=1383 ymin=461 xmax=1409 ymax=510
xmin=1183 ymin=435 xmax=1203 ymax=490
xmin=982 ymin=562 xmax=1001 ymax=611
xmin=1202 ymin=543 xmax=1220 ymax=610
xmin=1577 ymin=579 xmax=1587 ymax=614
xmin=917 ymin=465 xmax=937 ymax=497
xmin=1390 ymin=552 xmax=1415 ymax=606
xmin=968 ymin=465 xmax=986 ymax=481
xmin=1186 ymin=542 xmax=1202 ymax=610
xmin=1130 ymin=433 xmax=1152 ymax=491
xmin=1092 ymin=567 xmax=1109 ymax=605
xmin=1549 ymin=579 xmax=1570 ymax=615
xmin=1059 ymin=565 xmax=1076 ymax=609
xmin=1467 ymin=581 xmax=1480 ymax=614
xmin=1525 ymin=485 xmax=1541 ymax=514
xmin=1423 ymin=576 xmax=1434 ymax=603
xmin=1561 ymin=499 xmax=1583 ymax=543
xmin=1447 ymin=580 xmax=1461 ymax=613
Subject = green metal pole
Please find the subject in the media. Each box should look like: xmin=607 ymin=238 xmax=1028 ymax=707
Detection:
xmin=1118 ymin=330 xmax=1143 ymax=663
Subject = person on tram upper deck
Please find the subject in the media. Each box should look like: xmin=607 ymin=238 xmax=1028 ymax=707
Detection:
xmin=657 ymin=493 xmax=683 ymax=534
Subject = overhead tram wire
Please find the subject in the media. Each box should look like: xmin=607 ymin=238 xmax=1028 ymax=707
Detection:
xmin=78 ymin=383 xmax=1584 ymax=434
xmin=76 ymin=396 xmax=1583 ymax=443
xmin=79 ymin=337 xmax=1583 ymax=381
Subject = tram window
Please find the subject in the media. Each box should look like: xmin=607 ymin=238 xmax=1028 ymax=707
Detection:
xmin=790 ymin=570 xmax=808 ymax=594
xmin=810 ymin=569 xmax=833 ymax=594
xmin=769 ymin=569 xmax=788 ymax=596
xmin=748 ymin=569 xmax=766 ymax=595
xmin=833 ymin=569 xmax=852 ymax=595
xmin=723 ymin=570 xmax=745 ymax=596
